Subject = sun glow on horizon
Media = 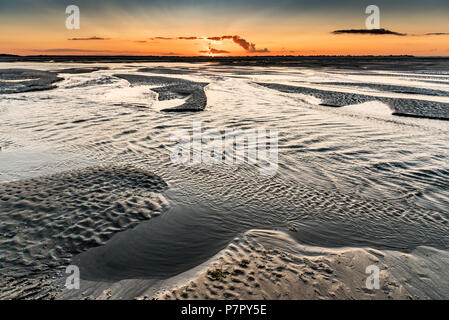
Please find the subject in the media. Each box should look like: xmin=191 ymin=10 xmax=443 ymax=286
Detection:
xmin=1 ymin=2 xmax=449 ymax=56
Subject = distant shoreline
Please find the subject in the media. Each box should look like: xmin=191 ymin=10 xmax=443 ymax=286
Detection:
xmin=2 ymin=55 xmax=449 ymax=70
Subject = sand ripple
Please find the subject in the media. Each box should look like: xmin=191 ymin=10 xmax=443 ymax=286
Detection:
xmin=0 ymin=69 xmax=62 ymax=94
xmin=0 ymin=164 xmax=169 ymax=299
xmin=156 ymin=230 xmax=449 ymax=300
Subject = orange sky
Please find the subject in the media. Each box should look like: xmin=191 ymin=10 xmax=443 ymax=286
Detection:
xmin=1 ymin=1 xmax=448 ymax=56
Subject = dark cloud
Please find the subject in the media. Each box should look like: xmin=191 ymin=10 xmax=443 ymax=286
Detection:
xmin=332 ymin=29 xmax=449 ymax=37
xmin=332 ymin=28 xmax=406 ymax=36
xmin=68 ymin=36 xmax=110 ymax=40
xmin=147 ymin=34 xmax=269 ymax=53
xmin=231 ymin=36 xmax=253 ymax=51
xmin=206 ymin=36 xmax=232 ymax=41
xmin=204 ymin=35 xmax=269 ymax=53
xmin=149 ymin=37 xmax=173 ymax=40
xmin=231 ymin=35 xmax=269 ymax=52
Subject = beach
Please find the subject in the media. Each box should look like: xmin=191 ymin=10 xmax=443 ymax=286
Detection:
xmin=1 ymin=57 xmax=449 ymax=299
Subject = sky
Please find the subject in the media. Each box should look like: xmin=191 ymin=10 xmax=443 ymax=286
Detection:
xmin=1 ymin=0 xmax=449 ymax=56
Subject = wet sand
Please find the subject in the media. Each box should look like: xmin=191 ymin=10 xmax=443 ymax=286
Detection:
xmin=1 ymin=59 xmax=449 ymax=300
xmin=56 ymin=230 xmax=449 ymax=300
xmin=115 ymin=74 xmax=208 ymax=112
xmin=318 ymin=82 xmax=449 ymax=97
xmin=0 ymin=164 xmax=169 ymax=299
xmin=155 ymin=230 xmax=449 ymax=300
xmin=0 ymin=69 xmax=62 ymax=94
xmin=257 ymin=82 xmax=449 ymax=120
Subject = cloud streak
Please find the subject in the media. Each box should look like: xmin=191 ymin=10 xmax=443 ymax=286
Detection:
xmin=152 ymin=34 xmax=269 ymax=53
xmin=332 ymin=29 xmax=407 ymax=36
xmin=71 ymin=33 xmax=270 ymax=54
xmin=28 ymin=48 xmax=183 ymax=56
xmin=149 ymin=37 xmax=173 ymax=40
xmin=30 ymin=48 xmax=102 ymax=52
xmin=332 ymin=29 xmax=449 ymax=37
xmin=204 ymin=35 xmax=269 ymax=52
xmin=203 ymin=35 xmax=269 ymax=53
xmin=231 ymin=35 xmax=269 ymax=53
xmin=68 ymin=36 xmax=110 ymax=40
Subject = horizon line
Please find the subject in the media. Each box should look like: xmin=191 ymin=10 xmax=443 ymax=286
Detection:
xmin=4 ymin=53 xmax=449 ymax=59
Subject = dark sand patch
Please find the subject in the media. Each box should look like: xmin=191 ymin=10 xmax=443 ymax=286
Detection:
xmin=417 ymin=79 xmax=449 ymax=85
xmin=115 ymin=74 xmax=208 ymax=112
xmin=329 ymin=72 xmax=449 ymax=81
xmin=62 ymin=75 xmax=118 ymax=89
xmin=0 ymin=69 xmax=63 ymax=94
xmin=257 ymin=82 xmax=449 ymax=120
xmin=0 ymin=164 xmax=169 ymax=299
xmin=156 ymin=85 xmax=207 ymax=112
xmin=319 ymin=82 xmax=449 ymax=97
xmin=388 ymin=99 xmax=449 ymax=120
xmin=137 ymin=67 xmax=194 ymax=75
xmin=53 ymin=67 xmax=109 ymax=74
xmin=257 ymin=82 xmax=376 ymax=107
